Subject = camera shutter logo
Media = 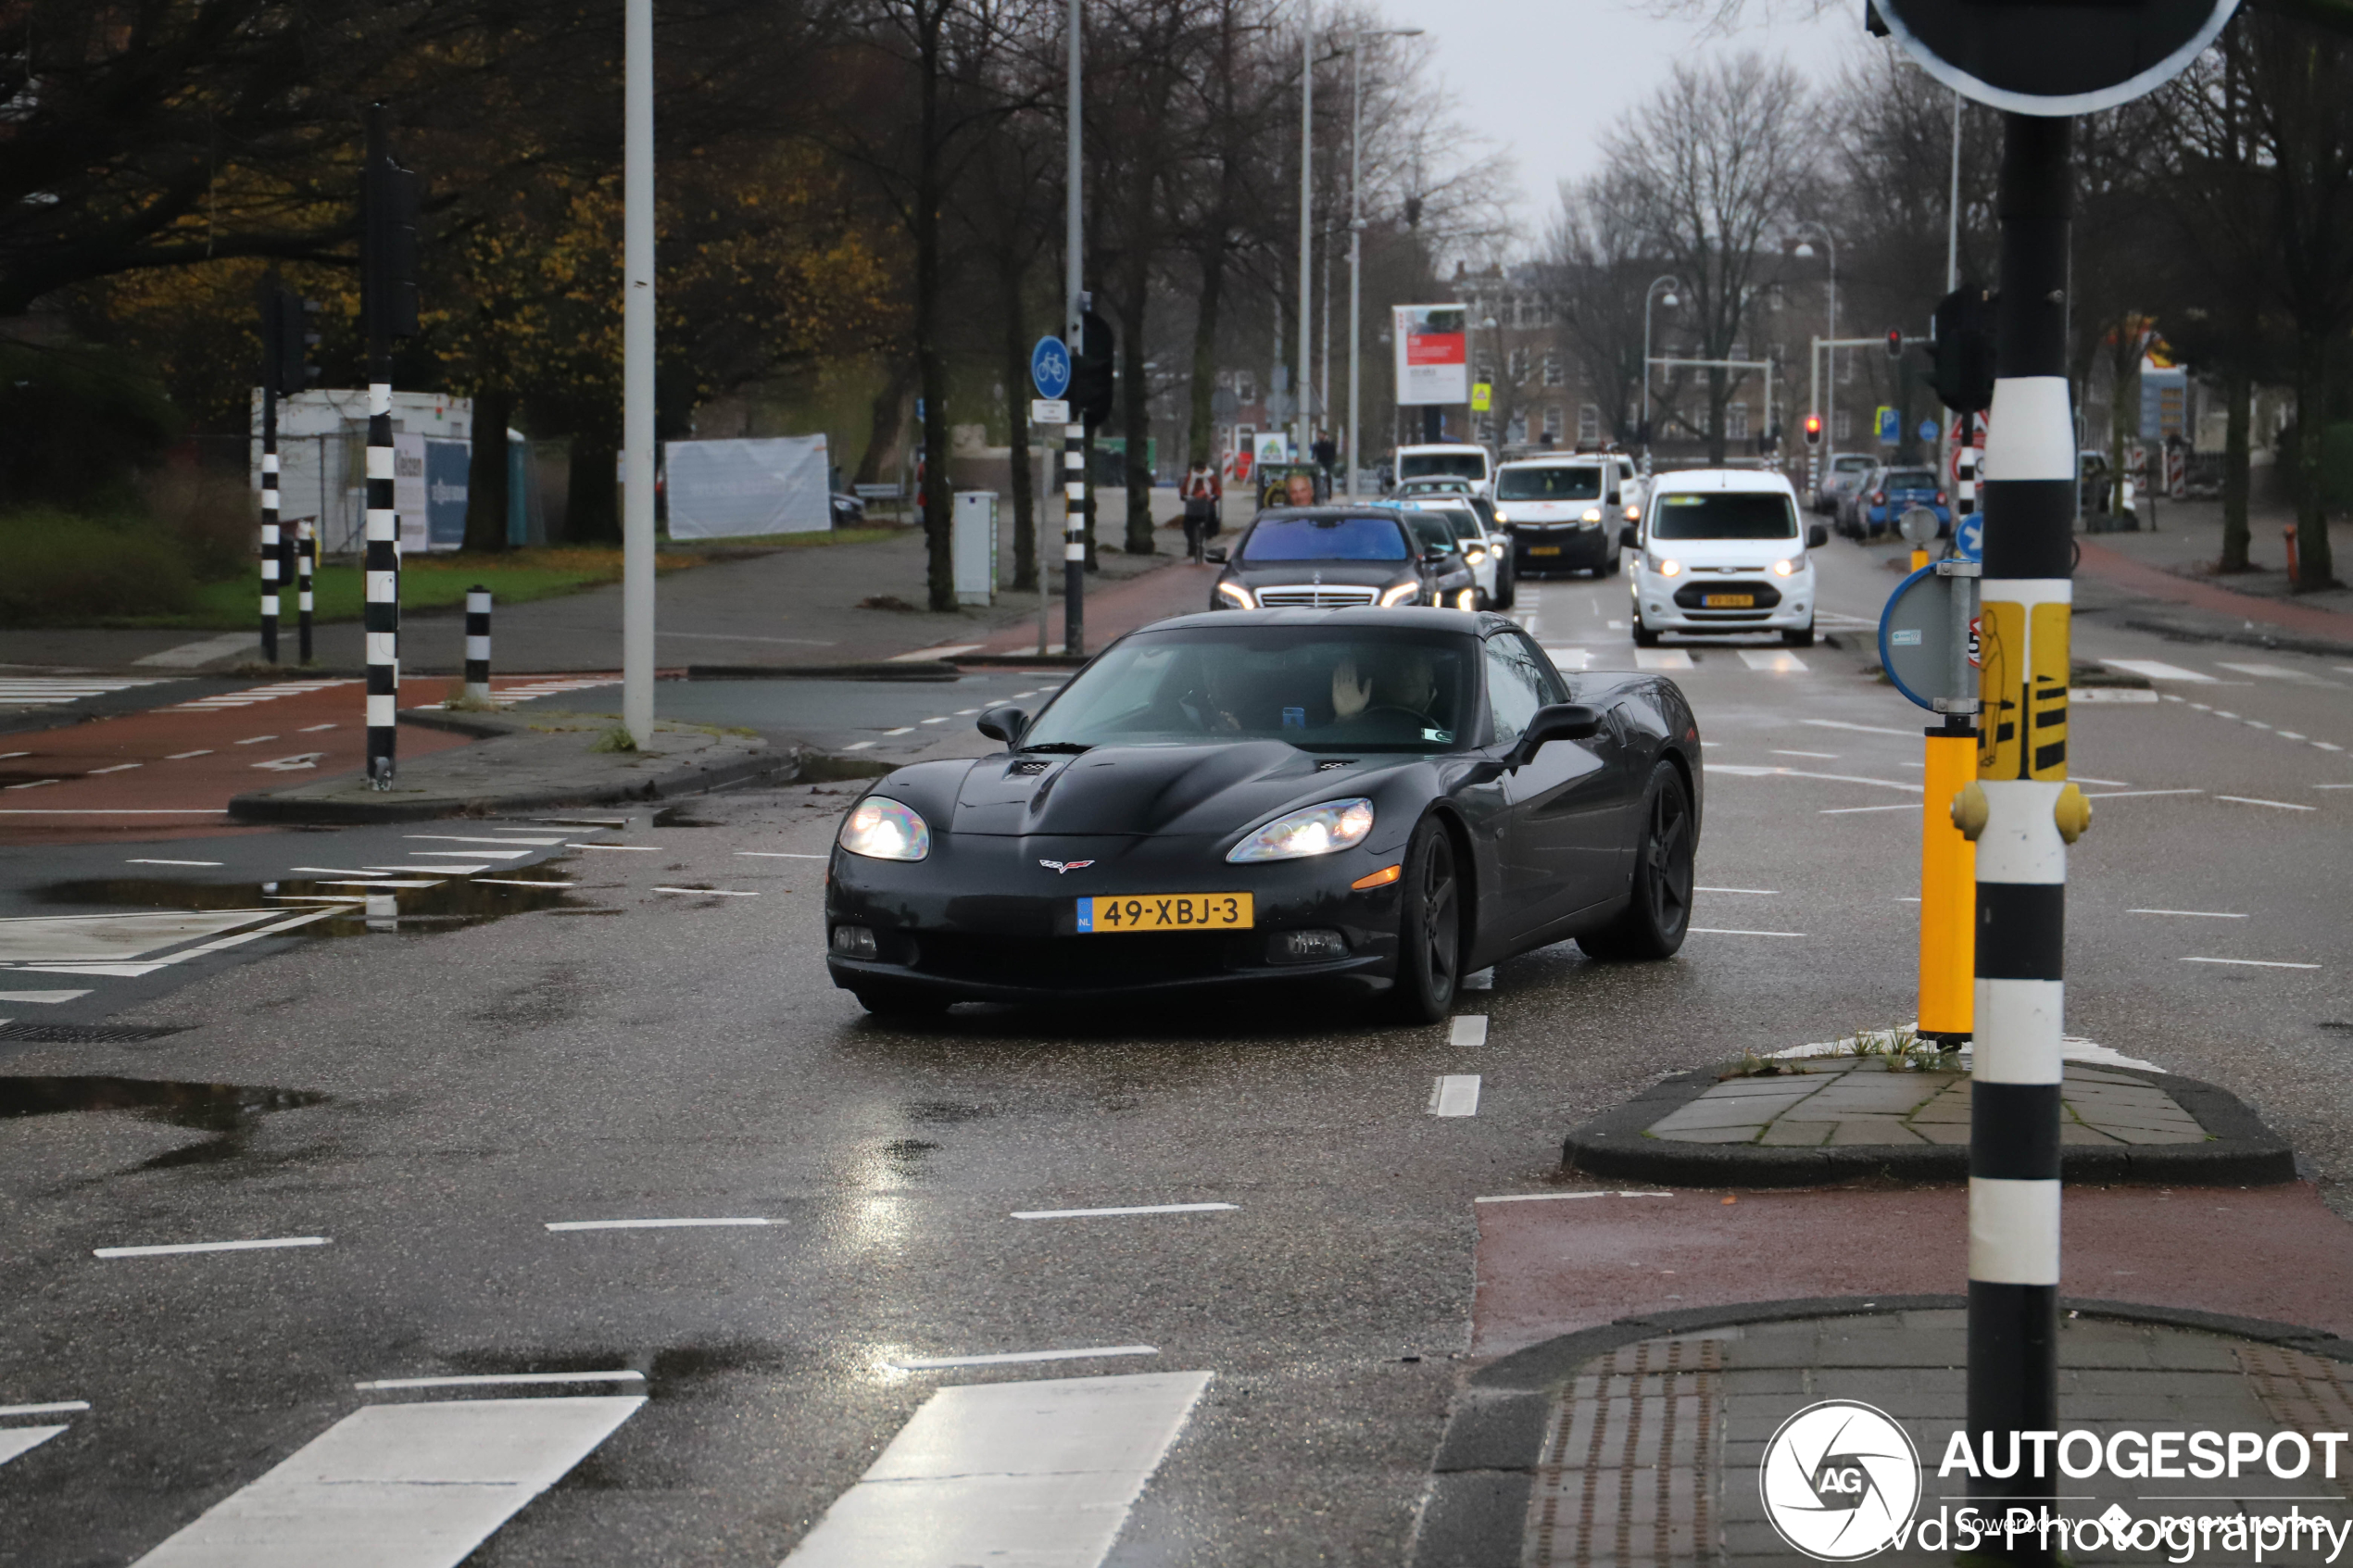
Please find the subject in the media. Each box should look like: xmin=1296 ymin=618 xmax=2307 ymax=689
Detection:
xmin=1758 ymin=1399 xmax=1921 ymax=1561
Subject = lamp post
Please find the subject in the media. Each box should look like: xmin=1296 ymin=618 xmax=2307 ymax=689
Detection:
xmin=1343 ymin=27 xmax=1422 ymax=499
xmin=1791 ymin=223 xmax=1838 ymax=455
xmin=1641 ymin=275 xmax=1680 ymax=450
xmin=1295 ymin=21 xmax=1313 ymax=467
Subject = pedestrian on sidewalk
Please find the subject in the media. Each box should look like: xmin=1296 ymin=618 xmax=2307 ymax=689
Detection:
xmin=1180 ymin=459 xmax=1222 ymax=565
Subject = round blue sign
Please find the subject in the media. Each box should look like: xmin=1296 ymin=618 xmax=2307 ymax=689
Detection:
xmin=1954 ymin=511 xmax=1983 ymax=562
xmin=1917 ymin=418 xmax=1940 ymax=443
xmin=1030 ymin=336 xmax=1071 ymax=400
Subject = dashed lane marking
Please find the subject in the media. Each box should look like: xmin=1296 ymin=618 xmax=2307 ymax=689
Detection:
xmin=1449 ymin=1015 xmax=1489 ymax=1047
xmin=1803 ymin=719 xmax=1915 ymax=736
xmin=363 ymin=864 xmax=489 ymax=873
xmin=779 ymin=1372 xmax=1210 ymax=1568
xmin=407 ymin=834 xmax=567 ymax=847
xmin=2083 ymin=788 xmax=2202 ymax=799
xmin=842 ymin=741 xmax=877 ymax=750
xmin=1689 ymin=927 xmax=1808 ymax=937
xmin=409 ymin=848 xmax=535 ymax=859
xmin=1822 ymin=803 xmax=1916 ymax=814
xmin=546 ymin=1218 xmax=774 ymax=1231
xmin=2099 ymin=659 xmax=2217 ymax=683
xmin=1697 ymin=886 xmax=1778 ymax=895
xmin=1772 ymin=749 xmax=1839 ymax=759
xmin=2181 ymin=957 xmax=2320 ymax=970
xmin=94 ymin=1236 xmax=329 ymax=1259
xmin=653 ymin=886 xmax=760 ymax=897
xmin=127 ymin=859 xmax=222 ymax=867
xmin=0 ymin=990 xmax=89 ymax=1002
xmin=737 ymin=851 xmax=828 ymax=859
xmin=569 ymin=843 xmax=659 ymax=851
xmin=2216 ymin=795 xmax=2318 ymax=811
xmin=352 ymin=1372 xmax=643 ymax=1392
xmin=87 ymin=763 xmax=143 ymax=774
xmin=1633 ymin=648 xmax=1693 ymax=671
xmin=2132 ymin=909 xmax=2246 ymax=918
xmin=164 ymin=750 xmax=212 ymax=759
xmin=1738 ymin=649 xmax=1807 ymax=672
xmin=472 ymin=879 xmax=575 ymax=888
xmin=1476 ymin=1191 xmax=1675 ymax=1204
xmin=1429 ymin=1074 xmax=1481 ymax=1116
xmin=0 ymin=1400 xmax=89 ymax=1417
xmin=1011 ymin=1202 xmax=1237 ymax=1221
xmin=887 ymin=1347 xmax=1159 ymax=1371
xmin=128 ymin=1395 xmax=644 ymax=1568
xmin=1711 ymin=764 xmax=1920 ymax=792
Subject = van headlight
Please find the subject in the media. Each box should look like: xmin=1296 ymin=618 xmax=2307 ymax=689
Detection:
xmin=1771 ymin=557 xmax=1804 ymax=577
xmin=1647 ymin=555 xmax=1682 ymax=577
xmin=1216 ymin=581 xmax=1256 ymax=608
xmin=1227 ymin=798 xmax=1375 ymax=861
xmin=839 ymin=797 xmax=931 ymax=861
xmin=1491 ymin=507 xmax=1511 ymax=524
xmin=1378 ymin=581 xmax=1420 ymax=607
xmin=1581 ymin=508 xmax=1604 ymax=523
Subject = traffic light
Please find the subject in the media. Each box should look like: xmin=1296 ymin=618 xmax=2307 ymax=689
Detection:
xmin=1885 ymin=327 xmax=1904 ymax=360
xmin=1072 ymin=309 xmax=1115 ymax=428
xmin=1926 ymin=286 xmax=1996 ymax=415
xmin=363 ymin=106 xmax=422 ymax=345
xmin=259 ymin=286 xmax=321 ymax=398
xmin=1803 ymin=413 xmax=1824 ymax=447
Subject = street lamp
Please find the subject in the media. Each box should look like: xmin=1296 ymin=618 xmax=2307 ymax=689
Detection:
xmin=1343 ymin=26 xmax=1423 ymax=499
xmin=1641 ymin=275 xmax=1680 ymax=451
xmin=1791 ymin=222 xmax=1838 ymax=456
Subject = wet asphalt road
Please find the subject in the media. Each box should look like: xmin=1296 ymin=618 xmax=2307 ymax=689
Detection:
xmin=2 ymin=537 xmax=2350 ymax=1564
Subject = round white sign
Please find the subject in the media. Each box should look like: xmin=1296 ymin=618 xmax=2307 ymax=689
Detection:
xmin=1757 ymin=1399 xmax=1922 ymax=1562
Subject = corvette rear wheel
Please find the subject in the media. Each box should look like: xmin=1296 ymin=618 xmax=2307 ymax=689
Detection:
xmin=1390 ymin=817 xmax=1461 ymax=1024
xmin=1579 ymin=762 xmax=1694 ymax=961
xmin=854 ymin=983 xmax=950 ymax=1019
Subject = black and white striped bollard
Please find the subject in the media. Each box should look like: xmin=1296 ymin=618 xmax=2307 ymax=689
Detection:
xmin=296 ymin=521 xmax=315 ymax=664
xmin=1959 ymin=112 xmax=2090 ymax=1558
xmin=1063 ymin=419 xmax=1086 ymax=658
xmin=464 ymin=586 xmax=492 ymax=701
xmin=365 ymin=379 xmax=398 ymax=787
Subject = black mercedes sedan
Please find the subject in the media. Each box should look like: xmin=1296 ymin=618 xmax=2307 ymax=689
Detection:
xmin=824 ymin=609 xmax=1703 ymax=1022
xmin=1204 ymin=507 xmax=1478 ymax=613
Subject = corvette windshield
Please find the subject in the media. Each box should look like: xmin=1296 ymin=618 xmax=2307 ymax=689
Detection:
xmin=1022 ymin=628 xmax=1474 ymax=752
xmin=1239 ymin=515 xmax=1410 ymax=562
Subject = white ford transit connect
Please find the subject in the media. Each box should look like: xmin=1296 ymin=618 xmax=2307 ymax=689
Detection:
xmin=1622 ymin=469 xmax=1828 ymax=648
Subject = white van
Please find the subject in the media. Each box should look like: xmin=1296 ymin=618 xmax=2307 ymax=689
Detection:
xmin=1624 ymin=469 xmax=1829 ymax=647
xmin=1394 ymin=443 xmax=1493 ymax=498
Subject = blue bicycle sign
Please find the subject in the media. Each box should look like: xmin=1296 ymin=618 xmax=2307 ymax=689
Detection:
xmin=1031 ymin=336 xmax=1071 ymax=400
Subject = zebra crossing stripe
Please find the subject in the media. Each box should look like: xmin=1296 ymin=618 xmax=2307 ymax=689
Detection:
xmin=130 ymin=1396 xmax=643 ymax=1567
xmin=781 ymin=1371 xmax=1210 ymax=1568
xmin=0 ymin=1426 xmax=68 ymax=1469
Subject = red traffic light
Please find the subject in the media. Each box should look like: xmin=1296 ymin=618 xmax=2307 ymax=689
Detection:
xmin=1885 ymin=328 xmax=1904 ymax=359
xmin=1803 ymin=413 xmax=1824 ymax=446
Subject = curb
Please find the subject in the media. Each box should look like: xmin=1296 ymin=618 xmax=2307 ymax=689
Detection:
xmin=953 ymin=653 xmax=1092 ymax=668
xmin=225 ymin=744 xmax=796 ymax=824
xmin=1407 ymin=1294 xmax=2353 ymax=1568
xmin=1560 ymin=1065 xmax=2296 ymax=1188
xmin=2121 ymin=614 xmax=2353 ymax=661
xmin=686 ymin=662 xmax=962 ymax=682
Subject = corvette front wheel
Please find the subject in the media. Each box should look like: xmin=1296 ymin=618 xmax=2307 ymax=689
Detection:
xmin=1389 ymin=817 xmax=1461 ymax=1024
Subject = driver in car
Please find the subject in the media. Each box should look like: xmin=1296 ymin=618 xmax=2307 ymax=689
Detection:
xmin=1328 ymin=647 xmax=1441 ymax=737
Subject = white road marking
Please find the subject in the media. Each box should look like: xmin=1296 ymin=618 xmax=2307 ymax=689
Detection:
xmin=94 ymin=1236 xmax=328 ymax=1259
xmin=299 ymin=722 xmax=337 ymax=732
xmin=1712 ymin=764 xmax=1920 ymax=792
xmin=0 ymin=909 xmax=297 ymax=967
xmin=1738 ymin=649 xmax=1807 ymax=672
xmin=569 ymin=843 xmax=659 ymax=851
xmin=320 ymin=879 xmax=441 ymax=888
xmin=0 ymin=808 xmax=233 ymax=816
xmin=250 ymin=753 xmax=325 ymax=771
xmin=3 ymin=779 xmax=57 ymax=790
xmin=1543 ymin=646 xmax=1593 ymax=671
xmin=1475 ymin=1191 xmax=1674 ymax=1205
xmin=887 ymin=644 xmax=985 ymax=661
xmin=1802 ymin=719 xmax=1915 ymax=736
xmin=1696 ymin=886 xmax=1778 ymax=895
xmin=127 ymin=859 xmax=223 ymax=867
xmin=409 ymin=848 xmax=535 ymax=859
xmin=1012 ymin=1202 xmax=1237 ymax=1220
xmin=2216 ymin=795 xmax=2316 ymax=811
xmin=2071 ymin=776 xmax=2131 ymax=787
xmin=165 ymin=750 xmax=213 ymax=759
xmin=2317 ymin=784 xmax=2353 ymax=789
xmin=653 ymin=886 xmax=760 ymax=897
xmin=1460 ymin=966 xmax=1494 ymax=990
xmin=2218 ymin=662 xmax=2312 ymax=680
xmin=364 ymin=865 xmax=487 ymax=874
xmin=0 ymin=1427 xmax=67 ymax=1468
xmin=352 ymin=1372 xmax=644 ymax=1391
xmin=407 ymin=834 xmax=567 ymax=847
xmin=547 ymin=1217 xmax=773 ymax=1231
xmin=954 ymin=708 xmax=982 ymax=716
xmin=130 ymin=1396 xmax=644 ymax=1568
xmin=2070 ymin=687 xmax=2159 ymax=703
xmin=736 ymin=851 xmax=828 ymax=859
xmin=1633 ymin=648 xmax=1693 ymax=670
xmin=2131 ymin=909 xmax=2246 ymax=918
xmin=1689 ymin=927 xmax=1807 ymax=937
xmin=842 ymin=741 xmax=876 ymax=750
xmin=918 ymin=716 xmax=949 ymax=725
xmin=1821 ymin=803 xmax=1917 ymax=814
xmin=0 ymin=1400 xmax=89 ymax=1417
xmin=266 ymin=896 xmax=369 ymax=904
xmin=779 ymin=1371 xmax=1210 ymax=1568
xmin=2082 ymin=788 xmax=2202 ymax=800
xmin=232 ymin=734 xmax=279 ymax=746
xmin=1429 ymin=1074 xmax=1481 ymax=1115
xmin=2100 ymin=659 xmax=2216 ymax=683
xmin=0 ymin=989 xmax=89 ymax=1002
xmin=882 ymin=726 xmax=914 ymax=735
xmin=87 ymin=762 xmax=143 ymax=774
xmin=1772 ymin=749 xmax=1839 ymax=759
xmin=473 ymin=879 xmax=576 ymax=888
xmin=288 ymin=867 xmax=390 ymax=876
xmin=887 ymin=1346 xmax=1159 ymax=1371
xmin=1448 ymin=1015 xmax=1489 ymax=1047
xmin=2181 ymin=957 xmax=2319 ymax=970
xmin=2316 ymin=743 xmax=2345 ymax=752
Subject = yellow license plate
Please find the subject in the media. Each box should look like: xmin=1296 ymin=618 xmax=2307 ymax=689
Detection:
xmin=1529 ymin=546 xmax=1562 ymax=556
xmin=1703 ymin=593 xmax=1755 ymax=608
xmin=1078 ymin=892 xmax=1253 ymax=933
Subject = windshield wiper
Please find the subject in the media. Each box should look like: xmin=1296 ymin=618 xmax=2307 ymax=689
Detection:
xmin=1017 ymin=742 xmax=1092 ymax=754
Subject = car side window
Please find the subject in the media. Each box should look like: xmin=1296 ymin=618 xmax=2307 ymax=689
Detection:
xmin=1507 ymin=631 xmax=1570 ymax=704
xmin=1484 ymin=635 xmax=1549 ymax=746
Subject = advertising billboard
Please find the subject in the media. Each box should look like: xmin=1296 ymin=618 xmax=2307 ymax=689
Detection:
xmin=1393 ymin=305 xmax=1468 ymax=407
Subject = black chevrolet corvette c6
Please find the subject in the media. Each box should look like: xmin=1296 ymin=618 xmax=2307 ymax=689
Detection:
xmin=824 ymin=608 xmax=1703 ymax=1022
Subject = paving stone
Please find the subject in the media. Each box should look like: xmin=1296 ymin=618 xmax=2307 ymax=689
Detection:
xmin=2104 ymin=1125 xmax=2209 ymax=1145
xmin=1914 ymin=1123 xmax=1971 ymax=1145
xmin=1653 ymin=1094 xmax=1816 ymax=1132
xmin=2059 ymin=1122 xmax=2124 ymax=1145
xmin=2077 ymin=1108 xmax=2206 ymax=1133
xmin=1650 ymin=1123 xmax=1766 ymax=1145
xmin=1829 ymin=1116 xmax=1928 ymax=1145
xmin=1704 ymin=1076 xmax=1831 ymax=1100
xmin=1756 ymin=1120 xmax=1834 ymax=1147
xmin=1908 ymin=1098 xmax=1972 ymax=1123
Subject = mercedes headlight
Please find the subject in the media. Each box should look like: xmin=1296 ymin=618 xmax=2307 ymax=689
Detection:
xmin=1227 ymin=798 xmax=1376 ymax=862
xmin=838 ymin=797 xmax=931 ymax=860
xmin=1215 ymin=580 xmax=1256 ymax=608
xmin=1378 ymin=581 xmax=1420 ymax=608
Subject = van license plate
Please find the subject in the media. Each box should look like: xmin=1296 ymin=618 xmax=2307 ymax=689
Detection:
xmin=1703 ymin=593 xmax=1755 ymax=608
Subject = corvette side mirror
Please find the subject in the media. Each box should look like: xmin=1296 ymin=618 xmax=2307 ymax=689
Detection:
xmin=976 ymin=705 xmax=1027 ymax=744
xmin=1808 ymin=523 xmax=1830 ymax=548
xmin=1617 ymin=523 xmax=1639 ymax=551
xmin=1510 ymin=703 xmax=1603 ymax=769
xmin=1203 ymin=546 xmax=1227 ymax=564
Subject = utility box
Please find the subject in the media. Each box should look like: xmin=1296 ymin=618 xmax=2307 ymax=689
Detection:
xmin=953 ymin=491 xmax=999 ymax=606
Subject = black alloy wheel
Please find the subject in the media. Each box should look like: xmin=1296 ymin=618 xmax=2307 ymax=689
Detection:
xmin=1390 ymin=816 xmax=1462 ymax=1023
xmin=1579 ymin=761 xmax=1694 ymax=961
xmin=854 ymin=982 xmax=950 ymax=1019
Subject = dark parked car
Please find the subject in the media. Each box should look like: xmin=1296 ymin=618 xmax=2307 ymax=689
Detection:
xmin=1856 ymin=465 xmax=1950 ymax=538
xmin=1205 ymin=508 xmax=1476 ymax=612
xmin=824 ymin=609 xmax=1705 ymax=1021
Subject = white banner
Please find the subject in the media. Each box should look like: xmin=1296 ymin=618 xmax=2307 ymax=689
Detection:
xmin=663 ymin=435 xmax=831 ymax=539
xmin=393 ymin=433 xmax=431 ymax=554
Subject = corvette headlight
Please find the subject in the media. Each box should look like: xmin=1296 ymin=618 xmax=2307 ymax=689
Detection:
xmin=1378 ymin=581 xmax=1420 ymax=608
xmin=1771 ymin=556 xmax=1804 ymax=577
xmin=1227 ymin=798 xmax=1376 ymax=862
xmin=1581 ymin=508 xmax=1603 ymax=523
xmin=838 ymin=797 xmax=931 ymax=860
xmin=1215 ymin=580 xmax=1255 ymax=608
xmin=1649 ymin=555 xmax=1682 ymax=577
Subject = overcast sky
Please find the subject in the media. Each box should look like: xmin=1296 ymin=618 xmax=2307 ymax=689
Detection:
xmin=1373 ymin=0 xmax=1868 ymax=240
